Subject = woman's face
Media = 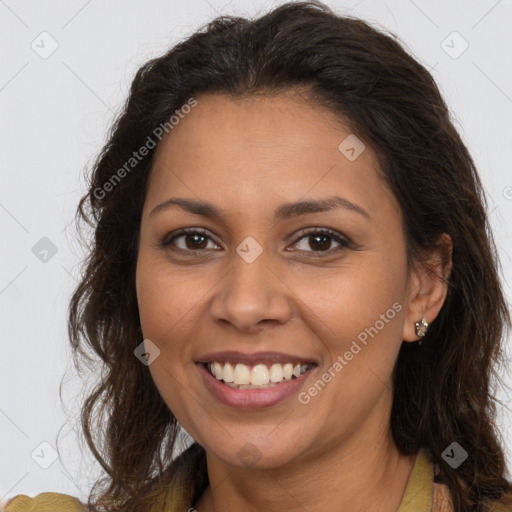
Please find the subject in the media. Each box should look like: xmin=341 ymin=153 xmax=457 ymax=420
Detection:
xmin=136 ymin=91 xmax=423 ymax=469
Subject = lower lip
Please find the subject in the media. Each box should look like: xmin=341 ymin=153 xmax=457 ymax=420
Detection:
xmin=196 ymin=363 xmax=316 ymax=410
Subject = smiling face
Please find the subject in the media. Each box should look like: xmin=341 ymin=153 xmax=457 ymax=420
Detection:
xmin=135 ymin=90 xmax=421 ymax=470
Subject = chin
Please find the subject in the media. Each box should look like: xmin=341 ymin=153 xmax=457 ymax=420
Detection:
xmin=201 ymin=431 xmax=311 ymax=471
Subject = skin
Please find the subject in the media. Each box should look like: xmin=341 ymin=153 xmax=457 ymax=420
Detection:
xmin=136 ymin=90 xmax=452 ymax=512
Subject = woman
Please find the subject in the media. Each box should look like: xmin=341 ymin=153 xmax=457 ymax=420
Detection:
xmin=5 ymin=1 xmax=512 ymax=511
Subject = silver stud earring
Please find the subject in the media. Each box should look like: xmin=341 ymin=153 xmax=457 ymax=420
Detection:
xmin=414 ymin=317 xmax=429 ymax=345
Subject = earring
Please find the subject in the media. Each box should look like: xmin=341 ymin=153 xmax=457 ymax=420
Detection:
xmin=414 ymin=317 xmax=429 ymax=345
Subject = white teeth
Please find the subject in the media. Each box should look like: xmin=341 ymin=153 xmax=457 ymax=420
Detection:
xmin=269 ymin=363 xmax=283 ymax=382
xmin=233 ymin=363 xmax=250 ymax=385
xmin=213 ymin=362 xmax=223 ymax=380
xmin=206 ymin=361 xmax=311 ymax=388
xmin=223 ymin=362 xmax=234 ymax=383
xmin=251 ymin=364 xmax=270 ymax=386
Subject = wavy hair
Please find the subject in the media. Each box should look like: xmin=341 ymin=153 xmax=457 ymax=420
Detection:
xmin=68 ymin=2 xmax=512 ymax=510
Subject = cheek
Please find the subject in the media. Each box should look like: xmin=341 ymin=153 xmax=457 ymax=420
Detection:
xmin=136 ymin=249 xmax=204 ymax=342
xmin=288 ymin=260 xmax=406 ymax=436
xmin=135 ymin=254 xmax=205 ymax=427
xmin=294 ymin=253 xmax=407 ymax=353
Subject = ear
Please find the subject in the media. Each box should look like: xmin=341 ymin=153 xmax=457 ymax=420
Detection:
xmin=402 ymin=233 xmax=453 ymax=342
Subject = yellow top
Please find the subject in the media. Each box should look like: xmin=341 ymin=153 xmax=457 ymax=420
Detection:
xmin=4 ymin=448 xmax=452 ymax=511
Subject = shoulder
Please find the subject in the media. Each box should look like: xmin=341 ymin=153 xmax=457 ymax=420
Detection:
xmin=4 ymin=492 xmax=88 ymax=511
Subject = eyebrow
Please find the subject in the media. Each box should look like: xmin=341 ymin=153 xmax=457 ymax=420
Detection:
xmin=148 ymin=195 xmax=371 ymax=222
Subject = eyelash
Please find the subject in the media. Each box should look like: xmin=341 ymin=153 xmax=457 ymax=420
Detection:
xmin=160 ymin=227 xmax=352 ymax=257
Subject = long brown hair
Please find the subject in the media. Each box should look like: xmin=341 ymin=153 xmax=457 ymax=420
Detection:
xmin=68 ymin=2 xmax=512 ymax=510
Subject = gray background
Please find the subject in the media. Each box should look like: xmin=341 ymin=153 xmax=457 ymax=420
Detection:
xmin=1 ymin=0 xmax=512 ymax=503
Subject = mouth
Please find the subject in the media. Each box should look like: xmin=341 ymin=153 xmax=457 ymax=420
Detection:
xmin=195 ymin=352 xmax=318 ymax=409
xmin=201 ymin=361 xmax=315 ymax=390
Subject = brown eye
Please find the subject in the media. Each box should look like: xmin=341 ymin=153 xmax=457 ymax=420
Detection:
xmin=183 ymin=233 xmax=208 ymax=249
xmin=292 ymin=228 xmax=350 ymax=255
xmin=162 ymin=228 xmax=220 ymax=251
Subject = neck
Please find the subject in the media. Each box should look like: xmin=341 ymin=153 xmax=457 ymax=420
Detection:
xmin=193 ymin=411 xmax=417 ymax=512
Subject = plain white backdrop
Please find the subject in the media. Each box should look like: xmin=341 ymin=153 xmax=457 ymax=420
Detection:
xmin=1 ymin=0 xmax=512 ymax=504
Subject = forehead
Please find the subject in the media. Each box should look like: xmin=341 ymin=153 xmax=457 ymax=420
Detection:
xmin=145 ymin=92 xmax=400 ymax=224
xmin=154 ymin=91 xmax=354 ymax=162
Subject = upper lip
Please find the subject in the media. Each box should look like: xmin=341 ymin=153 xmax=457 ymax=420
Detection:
xmin=195 ymin=351 xmax=318 ymax=366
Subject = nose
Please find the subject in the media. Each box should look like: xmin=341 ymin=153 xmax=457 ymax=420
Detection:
xmin=209 ymin=247 xmax=293 ymax=334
